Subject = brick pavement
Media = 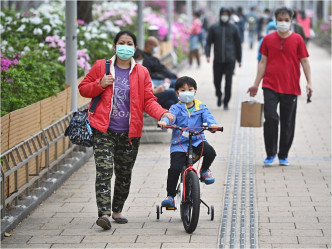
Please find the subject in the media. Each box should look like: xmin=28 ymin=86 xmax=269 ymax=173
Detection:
xmin=1 ymin=42 xmax=330 ymax=248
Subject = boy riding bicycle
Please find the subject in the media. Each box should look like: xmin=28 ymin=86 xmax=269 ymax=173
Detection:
xmin=158 ymin=76 xmax=220 ymax=208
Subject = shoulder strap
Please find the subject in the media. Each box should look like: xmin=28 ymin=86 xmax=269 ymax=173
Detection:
xmin=105 ymin=59 xmax=110 ymax=75
xmin=89 ymin=59 xmax=110 ymax=113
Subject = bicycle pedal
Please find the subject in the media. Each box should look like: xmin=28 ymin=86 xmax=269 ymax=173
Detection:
xmin=165 ymin=207 xmax=177 ymax=210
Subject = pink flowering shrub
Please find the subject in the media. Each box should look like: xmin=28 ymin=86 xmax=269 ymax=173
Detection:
xmin=45 ymin=35 xmax=91 ymax=73
xmin=1 ymin=53 xmax=20 ymax=71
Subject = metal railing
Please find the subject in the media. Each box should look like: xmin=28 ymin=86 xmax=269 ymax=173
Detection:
xmin=0 ymin=103 xmax=89 ymax=218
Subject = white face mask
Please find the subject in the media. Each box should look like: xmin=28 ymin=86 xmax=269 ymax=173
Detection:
xmin=136 ymin=59 xmax=143 ymax=65
xmin=277 ymin=21 xmax=290 ymax=32
xmin=220 ymin=15 xmax=229 ymax=23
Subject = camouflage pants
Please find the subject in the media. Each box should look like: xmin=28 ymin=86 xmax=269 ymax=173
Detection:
xmin=93 ymin=128 xmax=140 ymax=217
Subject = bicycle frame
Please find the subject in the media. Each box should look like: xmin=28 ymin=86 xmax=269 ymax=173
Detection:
xmin=182 ymin=129 xmax=200 ymax=203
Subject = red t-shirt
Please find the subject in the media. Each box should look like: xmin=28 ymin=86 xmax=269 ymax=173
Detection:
xmin=260 ymin=32 xmax=309 ymax=95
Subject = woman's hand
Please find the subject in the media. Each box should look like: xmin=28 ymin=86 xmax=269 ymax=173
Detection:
xmin=161 ymin=113 xmax=175 ymax=124
xmin=100 ymin=74 xmax=114 ymax=89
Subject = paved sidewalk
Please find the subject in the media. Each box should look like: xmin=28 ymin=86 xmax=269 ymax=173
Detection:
xmin=1 ymin=42 xmax=331 ymax=248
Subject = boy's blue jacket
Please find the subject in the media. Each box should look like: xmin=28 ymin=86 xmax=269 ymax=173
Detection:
xmin=161 ymin=99 xmax=217 ymax=153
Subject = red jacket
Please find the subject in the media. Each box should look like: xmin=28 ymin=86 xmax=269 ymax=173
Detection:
xmin=78 ymin=56 xmax=168 ymax=138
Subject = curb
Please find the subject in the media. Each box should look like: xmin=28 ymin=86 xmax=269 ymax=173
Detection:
xmin=1 ymin=147 xmax=93 ymax=239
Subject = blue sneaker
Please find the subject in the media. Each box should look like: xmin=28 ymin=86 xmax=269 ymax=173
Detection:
xmin=161 ymin=196 xmax=175 ymax=207
xmin=200 ymin=169 xmax=215 ymax=185
xmin=264 ymin=155 xmax=276 ymax=165
xmin=279 ymin=158 xmax=289 ymax=166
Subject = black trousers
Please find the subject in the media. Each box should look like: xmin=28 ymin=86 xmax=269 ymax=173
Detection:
xmin=213 ymin=61 xmax=236 ymax=106
xmin=166 ymin=141 xmax=216 ymax=197
xmin=263 ymin=88 xmax=297 ymax=159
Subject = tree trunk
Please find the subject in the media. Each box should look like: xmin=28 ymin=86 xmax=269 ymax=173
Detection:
xmin=77 ymin=1 xmax=93 ymax=24
xmin=15 ymin=1 xmax=23 ymax=11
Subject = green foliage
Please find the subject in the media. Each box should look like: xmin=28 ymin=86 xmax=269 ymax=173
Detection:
xmin=1 ymin=1 xmax=188 ymax=117
xmin=1 ymin=50 xmax=64 ymax=116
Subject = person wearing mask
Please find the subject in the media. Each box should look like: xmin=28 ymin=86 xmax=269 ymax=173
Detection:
xmin=143 ymin=36 xmax=178 ymax=88
xmin=205 ymin=7 xmax=242 ymax=110
xmin=230 ymin=7 xmax=240 ymax=25
xmin=79 ymin=30 xmax=174 ymax=230
xmin=247 ymin=7 xmax=313 ymax=166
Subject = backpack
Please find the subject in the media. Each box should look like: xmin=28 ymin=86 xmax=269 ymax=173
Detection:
xmin=248 ymin=15 xmax=256 ymax=30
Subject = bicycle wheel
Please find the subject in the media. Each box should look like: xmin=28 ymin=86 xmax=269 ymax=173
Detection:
xmin=180 ymin=171 xmax=200 ymax=233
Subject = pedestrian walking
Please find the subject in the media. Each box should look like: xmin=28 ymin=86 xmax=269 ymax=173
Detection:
xmin=188 ymin=11 xmax=203 ymax=69
xmin=247 ymin=7 xmax=313 ymax=166
xmin=78 ymin=30 xmax=174 ymax=230
xmin=297 ymin=10 xmax=311 ymax=44
xmin=198 ymin=8 xmax=209 ymax=52
xmin=292 ymin=10 xmax=306 ymax=42
xmin=205 ymin=7 xmax=242 ymax=110
xmin=246 ymin=6 xmax=259 ymax=49
xmin=236 ymin=6 xmax=246 ymax=43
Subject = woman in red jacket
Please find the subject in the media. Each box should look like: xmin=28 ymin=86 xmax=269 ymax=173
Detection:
xmin=79 ymin=30 xmax=174 ymax=230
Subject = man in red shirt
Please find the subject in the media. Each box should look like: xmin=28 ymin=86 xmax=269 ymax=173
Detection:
xmin=247 ymin=6 xmax=313 ymax=166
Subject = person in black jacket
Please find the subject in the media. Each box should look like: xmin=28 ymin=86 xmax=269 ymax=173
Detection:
xmin=143 ymin=36 xmax=177 ymax=87
xmin=205 ymin=7 xmax=242 ymax=110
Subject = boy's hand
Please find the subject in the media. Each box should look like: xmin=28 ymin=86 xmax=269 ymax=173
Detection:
xmin=210 ymin=124 xmax=219 ymax=133
xmin=158 ymin=121 xmax=167 ymax=128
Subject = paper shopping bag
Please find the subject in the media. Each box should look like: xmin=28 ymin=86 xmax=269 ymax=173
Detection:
xmin=240 ymin=101 xmax=264 ymax=127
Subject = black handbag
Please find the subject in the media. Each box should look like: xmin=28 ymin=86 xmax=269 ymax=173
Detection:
xmin=64 ymin=59 xmax=110 ymax=147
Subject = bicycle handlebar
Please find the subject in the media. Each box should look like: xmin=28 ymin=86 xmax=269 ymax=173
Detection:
xmin=158 ymin=125 xmax=223 ymax=133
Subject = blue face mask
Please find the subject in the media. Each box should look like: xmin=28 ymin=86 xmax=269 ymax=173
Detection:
xmin=116 ymin=45 xmax=135 ymax=60
xmin=179 ymin=91 xmax=195 ymax=103
xmin=152 ymin=46 xmax=159 ymax=54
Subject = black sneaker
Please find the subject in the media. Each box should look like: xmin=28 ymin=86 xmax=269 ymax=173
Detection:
xmin=217 ymin=96 xmax=222 ymax=107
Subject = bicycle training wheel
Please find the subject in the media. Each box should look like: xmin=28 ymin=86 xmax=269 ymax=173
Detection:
xmin=156 ymin=205 xmax=160 ymax=220
xmin=180 ymin=171 xmax=200 ymax=233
